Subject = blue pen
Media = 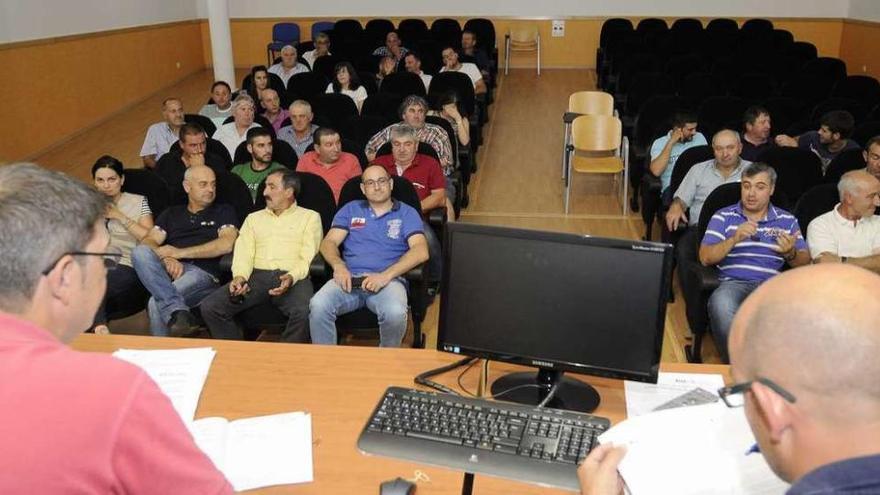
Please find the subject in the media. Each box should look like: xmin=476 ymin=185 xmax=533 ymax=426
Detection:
xmin=745 ymin=443 xmax=761 ymax=455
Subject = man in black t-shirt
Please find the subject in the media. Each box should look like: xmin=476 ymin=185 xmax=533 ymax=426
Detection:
xmin=132 ymin=165 xmax=239 ymax=337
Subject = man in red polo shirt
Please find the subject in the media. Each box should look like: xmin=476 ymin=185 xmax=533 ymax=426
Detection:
xmin=372 ymin=124 xmax=448 ymax=285
xmin=296 ymin=126 xmax=362 ymax=203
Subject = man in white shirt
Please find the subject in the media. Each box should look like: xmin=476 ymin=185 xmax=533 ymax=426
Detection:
xmin=212 ymin=94 xmax=261 ymax=160
xmin=439 ymin=46 xmax=486 ymax=95
xmin=404 ymin=52 xmax=432 ymax=93
xmin=140 ymin=98 xmax=185 ymax=169
xmin=268 ymin=45 xmax=309 ymax=87
xmin=808 ymin=170 xmax=880 ymax=272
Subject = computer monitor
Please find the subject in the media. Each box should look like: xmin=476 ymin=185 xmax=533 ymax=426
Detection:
xmin=437 ymin=223 xmax=673 ymax=413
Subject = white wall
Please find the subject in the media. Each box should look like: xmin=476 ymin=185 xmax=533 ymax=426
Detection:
xmin=0 ymin=0 xmax=198 ymax=43
xmin=849 ymin=0 xmax=880 ymax=22
xmin=195 ymin=0 xmax=849 ymax=19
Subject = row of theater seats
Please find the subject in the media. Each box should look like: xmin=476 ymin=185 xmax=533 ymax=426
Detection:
xmin=108 ymin=166 xmax=441 ymax=347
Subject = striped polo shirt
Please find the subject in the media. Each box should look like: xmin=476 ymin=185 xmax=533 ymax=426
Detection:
xmin=701 ymin=202 xmax=807 ymax=282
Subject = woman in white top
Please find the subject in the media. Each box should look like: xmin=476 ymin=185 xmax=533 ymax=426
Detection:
xmin=90 ymin=156 xmax=155 ymax=334
xmin=326 ymin=61 xmax=368 ymax=113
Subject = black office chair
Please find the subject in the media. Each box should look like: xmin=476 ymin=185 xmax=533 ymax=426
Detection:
xmin=215 ymin=171 xmax=256 ymax=227
xmin=628 ymin=95 xmax=682 ymax=215
xmin=823 ymin=148 xmax=868 ymax=185
xmin=315 ymin=176 xmax=430 ymax=348
xmin=311 ymin=54 xmax=342 ymax=82
xmin=740 ymin=18 xmax=774 ymax=35
xmin=678 ymin=72 xmax=724 ymax=109
xmin=379 ymin=72 xmax=428 ymax=97
xmin=364 ymin=19 xmax=395 ymax=50
xmin=361 ymin=92 xmax=404 ymax=126
xmin=338 ymin=114 xmax=388 ymax=150
xmin=463 ymin=18 xmax=499 ymax=73
xmin=429 ymin=72 xmax=481 ymax=143
xmin=852 ymin=120 xmax=880 ymax=148
xmin=398 ymin=19 xmax=429 ymax=48
xmin=761 ymin=96 xmax=809 ymax=138
xmin=286 ymin=72 xmax=329 ymax=101
xmin=227 ymin=172 xmax=338 ymax=340
xmin=810 ymin=97 xmax=870 ymax=126
xmin=184 ymin=113 xmax=217 ymax=137
xmin=232 ymin=138 xmax=298 ymax=170
xmin=781 ymin=74 xmax=834 ymax=110
xmin=311 ymin=93 xmax=360 ymax=131
xmin=757 ymin=147 xmax=824 ymax=209
xmin=794 ymin=183 xmax=840 ymax=239
xmin=341 ymin=138 xmax=369 ymax=170
xmin=730 ymin=73 xmax=777 ymax=101
xmin=122 ymin=168 xmax=171 ymax=219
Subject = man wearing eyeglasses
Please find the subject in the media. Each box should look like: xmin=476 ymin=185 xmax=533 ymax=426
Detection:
xmin=0 ymin=163 xmax=232 ymax=493
xmin=309 ymin=165 xmax=429 ymax=347
xmin=577 ymin=263 xmax=880 ymax=494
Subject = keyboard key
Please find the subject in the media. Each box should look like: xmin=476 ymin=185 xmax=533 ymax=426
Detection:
xmin=405 ymin=431 xmax=463 ymax=446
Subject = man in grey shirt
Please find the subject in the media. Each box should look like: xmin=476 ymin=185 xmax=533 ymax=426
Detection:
xmin=666 ymin=129 xmax=751 ymax=232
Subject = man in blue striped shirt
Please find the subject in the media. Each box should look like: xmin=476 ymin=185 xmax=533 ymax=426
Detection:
xmin=699 ymin=162 xmax=810 ymax=361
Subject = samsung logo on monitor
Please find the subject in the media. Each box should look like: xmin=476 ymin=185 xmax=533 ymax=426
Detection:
xmin=531 ymin=360 xmax=555 ymax=368
xmin=632 ymin=244 xmax=665 ymax=253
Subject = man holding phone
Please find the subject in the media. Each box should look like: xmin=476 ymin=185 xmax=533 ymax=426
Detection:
xmin=649 ymin=111 xmax=708 ymax=205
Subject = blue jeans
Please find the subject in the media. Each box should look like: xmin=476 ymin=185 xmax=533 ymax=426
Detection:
xmin=309 ymin=278 xmax=408 ymax=347
xmin=708 ymin=279 xmax=762 ymax=362
xmin=131 ymin=245 xmax=219 ymax=336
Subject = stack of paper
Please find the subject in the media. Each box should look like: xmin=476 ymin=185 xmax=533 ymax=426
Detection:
xmin=599 ymin=402 xmax=790 ymax=495
xmin=189 ymin=412 xmax=314 ymax=491
xmin=113 ymin=347 xmax=216 ymax=423
xmin=624 ymin=372 xmax=725 ymax=417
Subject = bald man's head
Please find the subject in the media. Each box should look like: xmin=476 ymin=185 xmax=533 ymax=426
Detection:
xmin=730 ymin=264 xmax=880 ymax=415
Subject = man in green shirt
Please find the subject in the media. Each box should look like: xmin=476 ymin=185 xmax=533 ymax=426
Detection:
xmin=230 ymin=127 xmax=286 ymax=202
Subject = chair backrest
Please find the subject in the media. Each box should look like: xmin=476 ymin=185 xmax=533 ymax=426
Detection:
xmin=698 ymin=96 xmax=750 ymax=139
xmin=810 ymin=97 xmax=869 ymax=126
xmin=793 ymin=183 xmax=840 ymax=237
xmin=730 ymin=72 xmax=777 ymax=101
xmin=571 ymin=115 xmax=621 ymax=153
xmin=121 ymin=168 xmax=171 ymax=219
xmin=852 ymin=120 xmax=880 ymax=148
xmin=631 ymin=95 xmax=681 ymax=151
xmin=233 ymin=138 xmax=298 ymax=169
xmin=786 ymin=41 xmax=818 ymax=63
xmin=428 ymin=72 xmax=476 ymax=116
xmin=772 ymin=29 xmax=794 ymax=51
xmin=379 ymin=71 xmax=428 ymax=97
xmin=741 ymin=18 xmax=774 ymax=34
xmin=431 ymin=18 xmax=463 ymax=47
xmin=508 ymin=24 xmax=539 ymax=44
xmin=272 ymin=23 xmax=300 ymax=44
xmin=332 ymin=19 xmax=363 ymax=42
xmin=671 ymin=18 xmax=703 ymax=34
xmin=679 ymin=72 xmax=724 ymax=108
xmin=311 ymin=21 xmax=334 ymax=40
xmin=254 ymin=172 xmax=337 ymax=229
xmin=636 ymin=18 xmax=668 ymax=36
xmin=184 ymin=113 xmax=217 ymax=137
xmin=311 ymin=54 xmax=341 ymax=82
xmin=398 ymin=19 xmax=429 ymax=47
xmin=215 ymin=171 xmax=256 ymax=226
xmin=705 ymin=18 xmax=738 ymax=35
xmin=669 ymin=145 xmax=715 ymax=196
xmin=338 ymin=175 xmax=422 ymax=213
xmin=463 ymin=18 xmax=498 ymax=51
xmin=762 ymin=96 xmax=808 ymax=136
xmin=624 ymin=72 xmax=675 ymax=117
xmin=341 ymin=138 xmax=369 ymax=168
xmin=361 ymin=92 xmax=404 ymax=126
xmin=757 ymin=146 xmax=824 ymax=208
xmin=286 ymin=72 xmax=329 ymax=101
xmin=697 ymin=182 xmax=743 ymax=240
xmin=833 ymin=75 xmax=880 ymax=109
xmin=823 ymin=148 xmax=868 ymax=185
xmin=568 ymin=91 xmax=614 ymax=115
xmin=311 ymin=93 xmax=360 ymax=130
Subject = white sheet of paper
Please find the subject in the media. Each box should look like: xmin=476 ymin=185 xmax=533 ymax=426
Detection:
xmin=624 ymin=372 xmax=726 ymax=417
xmin=113 ymin=347 xmax=216 ymax=423
xmin=599 ymin=402 xmax=789 ymax=495
xmin=191 ymin=412 xmax=313 ymax=492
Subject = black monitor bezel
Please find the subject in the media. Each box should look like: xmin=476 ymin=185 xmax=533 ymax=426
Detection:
xmin=436 ymin=223 xmax=673 ymax=384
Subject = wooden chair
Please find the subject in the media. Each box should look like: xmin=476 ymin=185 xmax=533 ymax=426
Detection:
xmin=564 ymin=115 xmax=629 ymax=215
xmin=562 ymin=91 xmax=615 ymax=180
xmin=504 ymin=25 xmax=541 ymax=75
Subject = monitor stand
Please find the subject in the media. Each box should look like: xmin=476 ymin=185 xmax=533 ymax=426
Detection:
xmin=490 ymin=368 xmax=600 ymax=413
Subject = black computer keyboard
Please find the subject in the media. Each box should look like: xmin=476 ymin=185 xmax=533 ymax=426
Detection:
xmin=357 ymin=386 xmax=611 ymax=491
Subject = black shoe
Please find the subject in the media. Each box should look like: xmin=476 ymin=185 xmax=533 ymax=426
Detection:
xmin=168 ymin=310 xmax=200 ymax=338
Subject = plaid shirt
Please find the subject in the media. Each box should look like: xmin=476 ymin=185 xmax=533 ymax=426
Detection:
xmin=366 ymin=122 xmax=454 ymax=175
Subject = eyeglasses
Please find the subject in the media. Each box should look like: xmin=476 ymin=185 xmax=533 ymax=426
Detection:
xmin=718 ymin=376 xmax=797 ymax=408
xmin=362 ymin=177 xmax=391 ymax=188
xmin=41 ymin=246 xmax=124 ymax=275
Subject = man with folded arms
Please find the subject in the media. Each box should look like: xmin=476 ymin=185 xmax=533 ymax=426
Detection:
xmin=201 ymin=169 xmax=321 ymax=342
xmin=0 ymin=163 xmax=231 ymax=493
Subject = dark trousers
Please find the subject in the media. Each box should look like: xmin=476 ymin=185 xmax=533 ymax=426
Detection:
xmin=93 ymin=264 xmax=140 ymax=325
xmin=200 ymin=269 xmax=313 ymax=342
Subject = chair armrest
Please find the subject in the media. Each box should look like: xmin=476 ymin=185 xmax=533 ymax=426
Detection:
xmin=688 ymin=262 xmax=721 ymax=293
xmin=219 ymin=252 xmax=234 ymax=273
xmin=427 ymin=207 xmax=447 ymax=230
xmin=309 ymin=252 xmax=328 ymax=279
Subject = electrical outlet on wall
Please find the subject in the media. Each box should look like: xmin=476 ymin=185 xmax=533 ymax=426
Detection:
xmin=552 ymin=20 xmax=565 ymax=37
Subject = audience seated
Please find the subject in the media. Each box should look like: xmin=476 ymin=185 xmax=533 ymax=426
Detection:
xmin=461 ymin=29 xmax=491 ymax=82
xmin=0 ymin=164 xmax=232 ymax=493
xmin=90 ymin=156 xmax=154 ymax=335
xmin=649 ymin=110 xmax=708 ymax=204
xmin=372 ymin=125 xmax=448 ymax=282
xmin=440 ymin=46 xmax=487 ymax=95
xmin=277 ymin=99 xmax=319 ymax=158
xmin=199 ymin=81 xmax=234 ymax=128
xmin=581 ymin=263 xmax=880 ymax=495
xmin=245 ymin=65 xmax=271 ymax=114
xmin=775 ymin=110 xmax=860 ymax=173
xmin=808 ymin=170 xmax=880 ymax=272
xmin=269 ymin=45 xmax=310 ymax=87
xmin=372 ymin=30 xmax=409 ymax=63
xmin=740 ymin=106 xmax=775 ymax=161
xmin=260 ymin=88 xmax=288 ymax=131
xmin=140 ymin=97 xmax=185 ymax=169
xmin=201 ymin=169 xmax=321 ymax=342
xmin=309 ymin=165 xmax=429 ymax=347
xmin=864 ymin=135 xmax=880 ymax=181
xmin=156 ymin=123 xmax=228 ymax=204
xmin=698 ymin=162 xmax=809 ymax=361
xmin=295 ymin=127 xmax=362 ymax=203
xmin=404 ymin=53 xmax=432 ymax=95
xmin=230 ymin=127 xmax=287 ymax=202
xmin=428 ymin=90 xmax=470 ymax=149
xmin=302 ymin=32 xmax=331 ymax=69
xmin=326 ymin=61 xmax=368 ymax=113
xmin=366 ymin=95 xmax=454 ymax=176
xmin=212 ymin=94 xmax=261 ymax=160
xmin=132 ymin=166 xmax=239 ymax=337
